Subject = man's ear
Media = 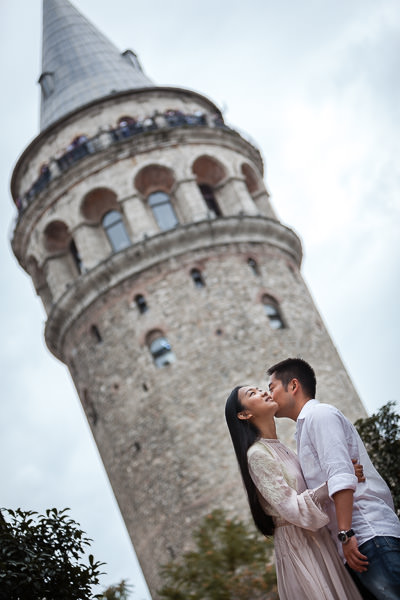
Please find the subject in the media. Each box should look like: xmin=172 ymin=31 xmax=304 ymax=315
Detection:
xmin=237 ymin=410 xmax=252 ymax=421
xmin=291 ymin=378 xmax=300 ymax=394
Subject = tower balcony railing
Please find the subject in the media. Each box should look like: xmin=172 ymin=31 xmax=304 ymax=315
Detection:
xmin=13 ymin=110 xmax=245 ymax=218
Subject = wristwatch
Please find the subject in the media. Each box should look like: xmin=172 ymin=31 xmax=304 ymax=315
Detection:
xmin=337 ymin=529 xmax=355 ymax=544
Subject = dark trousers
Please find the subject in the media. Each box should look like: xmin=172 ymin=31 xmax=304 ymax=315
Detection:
xmin=345 ymin=563 xmax=377 ymax=600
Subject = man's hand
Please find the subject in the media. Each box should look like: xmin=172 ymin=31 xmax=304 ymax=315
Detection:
xmin=343 ymin=536 xmax=369 ymax=572
xmin=352 ymin=459 xmax=365 ymax=483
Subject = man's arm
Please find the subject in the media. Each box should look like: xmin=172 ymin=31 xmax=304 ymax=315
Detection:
xmin=304 ymin=406 xmax=369 ymax=572
xmin=332 ymin=488 xmax=368 ymax=572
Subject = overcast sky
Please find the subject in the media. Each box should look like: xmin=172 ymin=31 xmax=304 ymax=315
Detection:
xmin=1 ymin=1 xmax=399 ymax=598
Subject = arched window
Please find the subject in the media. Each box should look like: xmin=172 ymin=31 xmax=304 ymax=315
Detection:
xmin=38 ymin=72 xmax=54 ymax=98
xmin=122 ymin=50 xmax=142 ymax=71
xmin=134 ymin=164 xmax=175 ymax=197
xmin=247 ymin=257 xmax=260 ymax=276
xmin=148 ymin=191 xmax=179 ymax=231
xmin=135 ymin=294 xmax=148 ymax=314
xmin=102 ymin=210 xmax=131 ymax=252
xmin=192 ymin=155 xmax=226 ymax=219
xmin=81 ymin=187 xmax=118 ymax=223
xmin=262 ymin=295 xmax=285 ymax=330
xmin=191 ymin=268 xmax=205 ymax=288
xmin=192 ymin=155 xmax=226 ymax=186
xmin=147 ymin=332 xmax=176 ymax=368
xmin=198 ymin=184 xmax=222 ymax=218
xmin=91 ymin=325 xmax=103 ymax=343
xmin=44 ymin=220 xmax=84 ymax=278
xmin=44 ymin=220 xmax=71 ymax=253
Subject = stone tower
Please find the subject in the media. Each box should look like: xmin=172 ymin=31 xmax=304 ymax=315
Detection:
xmin=10 ymin=0 xmax=367 ymax=596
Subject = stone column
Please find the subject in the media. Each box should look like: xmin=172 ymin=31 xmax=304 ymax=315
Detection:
xmin=217 ymin=177 xmax=258 ymax=216
xmin=252 ymin=189 xmax=277 ymax=219
xmin=122 ymin=194 xmax=157 ymax=242
xmin=174 ymin=178 xmax=209 ymax=223
xmin=73 ymin=224 xmax=110 ymax=271
xmin=44 ymin=254 xmax=77 ymax=300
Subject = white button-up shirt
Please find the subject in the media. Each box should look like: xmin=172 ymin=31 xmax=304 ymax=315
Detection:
xmin=296 ymin=399 xmax=400 ymax=555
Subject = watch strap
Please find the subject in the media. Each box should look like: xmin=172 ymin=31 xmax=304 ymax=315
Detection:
xmin=337 ymin=528 xmax=355 ymax=543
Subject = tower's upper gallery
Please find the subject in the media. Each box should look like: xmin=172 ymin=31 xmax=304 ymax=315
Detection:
xmin=39 ymin=0 xmax=154 ymax=131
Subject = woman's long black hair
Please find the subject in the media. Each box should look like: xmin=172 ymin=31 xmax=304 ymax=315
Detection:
xmin=225 ymin=386 xmax=274 ymax=536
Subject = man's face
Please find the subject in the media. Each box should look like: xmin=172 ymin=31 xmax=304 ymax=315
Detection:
xmin=268 ymin=373 xmax=294 ymax=418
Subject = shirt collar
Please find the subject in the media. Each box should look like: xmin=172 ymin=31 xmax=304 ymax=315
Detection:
xmin=297 ymin=398 xmax=319 ymax=421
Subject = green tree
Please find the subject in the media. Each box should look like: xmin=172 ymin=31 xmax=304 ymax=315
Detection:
xmin=98 ymin=579 xmax=132 ymax=599
xmin=0 ymin=507 xmax=104 ymax=600
xmin=354 ymin=400 xmax=400 ymax=516
xmin=157 ymin=509 xmax=278 ymax=600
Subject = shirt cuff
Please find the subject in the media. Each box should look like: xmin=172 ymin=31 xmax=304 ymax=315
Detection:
xmin=328 ymin=473 xmax=358 ymax=498
xmin=311 ymin=482 xmax=330 ymax=507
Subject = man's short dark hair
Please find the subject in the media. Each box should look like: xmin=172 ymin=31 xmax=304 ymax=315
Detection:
xmin=267 ymin=358 xmax=316 ymax=399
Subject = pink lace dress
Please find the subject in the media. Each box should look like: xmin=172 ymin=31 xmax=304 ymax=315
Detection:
xmin=248 ymin=439 xmax=362 ymax=600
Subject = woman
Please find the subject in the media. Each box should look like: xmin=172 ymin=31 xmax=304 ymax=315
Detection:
xmin=225 ymin=385 xmax=363 ymax=600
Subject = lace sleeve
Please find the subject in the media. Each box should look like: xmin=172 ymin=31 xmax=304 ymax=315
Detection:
xmin=248 ymin=445 xmax=330 ymax=531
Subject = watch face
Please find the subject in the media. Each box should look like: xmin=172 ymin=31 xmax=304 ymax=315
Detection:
xmin=338 ymin=532 xmax=347 ymax=542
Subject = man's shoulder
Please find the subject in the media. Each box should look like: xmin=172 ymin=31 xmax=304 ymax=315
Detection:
xmin=303 ymin=401 xmax=346 ymax=424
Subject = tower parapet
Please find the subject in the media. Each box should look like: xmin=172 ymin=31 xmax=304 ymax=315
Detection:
xmin=11 ymin=85 xmax=277 ymax=315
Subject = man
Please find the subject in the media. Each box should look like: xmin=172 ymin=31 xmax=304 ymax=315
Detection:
xmin=267 ymin=357 xmax=400 ymax=600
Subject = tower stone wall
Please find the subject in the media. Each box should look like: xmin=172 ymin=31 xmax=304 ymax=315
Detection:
xmin=10 ymin=2 xmax=368 ymax=596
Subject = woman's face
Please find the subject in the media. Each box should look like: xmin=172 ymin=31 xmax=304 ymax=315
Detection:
xmin=238 ymin=386 xmax=278 ymax=420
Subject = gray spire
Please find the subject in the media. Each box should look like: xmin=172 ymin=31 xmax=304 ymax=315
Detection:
xmin=39 ymin=0 xmax=154 ymax=131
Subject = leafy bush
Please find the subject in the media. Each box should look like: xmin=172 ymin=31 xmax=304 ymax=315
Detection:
xmin=355 ymin=401 xmax=400 ymax=516
xmin=158 ymin=509 xmax=278 ymax=599
xmin=0 ymin=507 xmax=104 ymax=600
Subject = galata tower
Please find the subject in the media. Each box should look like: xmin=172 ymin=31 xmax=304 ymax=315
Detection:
xmin=10 ymin=0 xmax=367 ymax=596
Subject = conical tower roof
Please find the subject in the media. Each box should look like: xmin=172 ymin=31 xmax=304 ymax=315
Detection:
xmin=39 ymin=0 xmax=154 ymax=131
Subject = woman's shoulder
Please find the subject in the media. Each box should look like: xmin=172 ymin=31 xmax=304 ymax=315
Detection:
xmin=247 ymin=439 xmax=275 ymax=459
